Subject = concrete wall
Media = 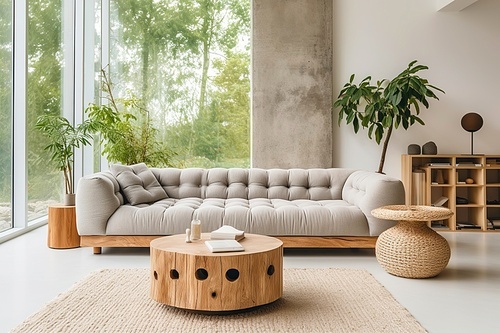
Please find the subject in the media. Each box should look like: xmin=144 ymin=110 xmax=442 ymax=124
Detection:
xmin=252 ymin=0 xmax=333 ymax=168
xmin=333 ymin=0 xmax=500 ymax=178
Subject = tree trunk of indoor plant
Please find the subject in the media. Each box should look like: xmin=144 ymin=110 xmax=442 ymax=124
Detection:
xmin=377 ymin=125 xmax=393 ymax=174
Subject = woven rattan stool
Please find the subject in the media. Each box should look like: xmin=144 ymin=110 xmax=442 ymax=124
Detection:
xmin=371 ymin=205 xmax=454 ymax=279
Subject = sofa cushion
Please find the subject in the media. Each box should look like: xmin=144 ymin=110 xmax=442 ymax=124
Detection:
xmin=110 ymin=163 xmax=167 ymax=205
xmin=151 ymin=168 xmax=355 ymax=201
xmin=105 ymin=198 xmax=369 ymax=236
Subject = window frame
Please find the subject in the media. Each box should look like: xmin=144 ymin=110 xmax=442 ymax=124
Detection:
xmin=0 ymin=0 xmax=92 ymax=243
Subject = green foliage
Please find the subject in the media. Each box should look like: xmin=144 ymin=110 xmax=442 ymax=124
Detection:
xmin=0 ymin=0 xmax=12 ymax=202
xmin=27 ymin=0 xmax=65 ymax=202
xmin=86 ymin=70 xmax=177 ymax=168
xmin=109 ymin=0 xmax=251 ymax=168
xmin=210 ymin=52 xmax=250 ymax=161
xmin=165 ymin=51 xmax=250 ymax=168
xmin=35 ymin=115 xmax=96 ymax=194
xmin=334 ymin=60 xmax=444 ymax=173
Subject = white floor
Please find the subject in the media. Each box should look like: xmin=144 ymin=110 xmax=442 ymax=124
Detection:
xmin=1 ymin=226 xmax=499 ymax=333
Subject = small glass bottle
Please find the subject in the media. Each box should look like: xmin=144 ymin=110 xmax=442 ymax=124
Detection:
xmin=190 ymin=219 xmax=201 ymax=240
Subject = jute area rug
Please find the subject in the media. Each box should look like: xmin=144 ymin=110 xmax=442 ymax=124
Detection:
xmin=12 ymin=268 xmax=426 ymax=333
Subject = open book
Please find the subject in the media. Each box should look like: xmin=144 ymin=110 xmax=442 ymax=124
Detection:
xmin=205 ymin=240 xmax=244 ymax=253
xmin=210 ymin=225 xmax=245 ymax=241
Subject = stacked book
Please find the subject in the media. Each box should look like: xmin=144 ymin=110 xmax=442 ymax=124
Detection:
xmin=456 ymin=222 xmax=481 ymax=230
xmin=205 ymin=226 xmax=245 ymax=252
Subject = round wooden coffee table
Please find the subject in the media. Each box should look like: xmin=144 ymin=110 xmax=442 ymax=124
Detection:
xmin=150 ymin=233 xmax=283 ymax=312
xmin=371 ymin=205 xmax=453 ymax=279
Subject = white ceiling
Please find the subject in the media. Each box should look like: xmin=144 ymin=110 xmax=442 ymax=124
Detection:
xmin=437 ymin=0 xmax=479 ymax=11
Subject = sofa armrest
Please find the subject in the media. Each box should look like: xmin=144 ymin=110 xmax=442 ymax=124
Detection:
xmin=76 ymin=172 xmax=122 ymax=235
xmin=342 ymin=171 xmax=405 ymax=236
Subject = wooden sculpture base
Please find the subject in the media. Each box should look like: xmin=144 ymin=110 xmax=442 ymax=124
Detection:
xmin=150 ymin=233 xmax=283 ymax=312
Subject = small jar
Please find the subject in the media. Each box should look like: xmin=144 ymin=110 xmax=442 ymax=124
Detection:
xmin=190 ymin=219 xmax=201 ymax=240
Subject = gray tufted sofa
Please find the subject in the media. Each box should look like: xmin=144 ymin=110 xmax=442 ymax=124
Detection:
xmin=76 ymin=166 xmax=405 ymax=253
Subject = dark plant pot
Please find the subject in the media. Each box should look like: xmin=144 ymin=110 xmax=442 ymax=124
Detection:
xmin=422 ymin=141 xmax=437 ymax=155
xmin=407 ymin=144 xmax=421 ymax=155
xmin=64 ymin=193 xmax=76 ymax=206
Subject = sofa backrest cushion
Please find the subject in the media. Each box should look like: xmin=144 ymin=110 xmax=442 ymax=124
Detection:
xmin=151 ymin=168 xmax=355 ymax=200
xmin=110 ymin=163 xmax=168 ymax=205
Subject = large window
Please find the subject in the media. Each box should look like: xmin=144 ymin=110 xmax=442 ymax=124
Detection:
xmin=1 ymin=0 xmax=251 ymax=241
xmin=107 ymin=0 xmax=251 ymax=168
xmin=0 ymin=0 xmax=12 ymax=232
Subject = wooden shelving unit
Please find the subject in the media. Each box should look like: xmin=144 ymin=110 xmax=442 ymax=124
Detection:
xmin=401 ymin=154 xmax=500 ymax=232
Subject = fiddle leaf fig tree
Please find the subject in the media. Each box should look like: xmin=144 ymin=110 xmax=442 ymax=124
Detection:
xmin=334 ymin=60 xmax=444 ymax=173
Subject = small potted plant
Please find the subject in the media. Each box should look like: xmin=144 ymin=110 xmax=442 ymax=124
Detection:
xmin=334 ymin=60 xmax=444 ymax=173
xmin=35 ymin=114 xmax=96 ymax=205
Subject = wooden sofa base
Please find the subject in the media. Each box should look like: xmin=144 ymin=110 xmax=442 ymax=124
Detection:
xmin=80 ymin=235 xmax=377 ymax=254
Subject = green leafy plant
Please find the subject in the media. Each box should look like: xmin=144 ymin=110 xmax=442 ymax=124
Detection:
xmin=35 ymin=115 xmax=96 ymax=194
xmin=85 ymin=69 xmax=176 ymax=167
xmin=334 ymin=60 xmax=444 ymax=173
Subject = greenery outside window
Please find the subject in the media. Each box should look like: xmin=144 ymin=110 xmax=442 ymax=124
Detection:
xmin=106 ymin=0 xmax=251 ymax=168
xmin=0 ymin=0 xmax=12 ymax=232
xmin=26 ymin=0 xmax=66 ymax=220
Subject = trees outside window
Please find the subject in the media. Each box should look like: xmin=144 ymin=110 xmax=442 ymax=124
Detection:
xmin=108 ymin=0 xmax=251 ymax=168
xmin=0 ymin=0 xmax=12 ymax=232
xmin=26 ymin=0 xmax=65 ymax=220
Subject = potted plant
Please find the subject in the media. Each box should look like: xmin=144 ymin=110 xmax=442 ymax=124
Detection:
xmin=85 ymin=69 xmax=176 ymax=167
xmin=35 ymin=114 xmax=96 ymax=205
xmin=334 ymin=60 xmax=444 ymax=173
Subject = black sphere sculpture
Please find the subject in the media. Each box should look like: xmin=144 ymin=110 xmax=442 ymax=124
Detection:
xmin=461 ymin=112 xmax=483 ymax=155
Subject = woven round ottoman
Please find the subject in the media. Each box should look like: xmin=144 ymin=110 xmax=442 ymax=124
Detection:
xmin=371 ymin=205 xmax=454 ymax=279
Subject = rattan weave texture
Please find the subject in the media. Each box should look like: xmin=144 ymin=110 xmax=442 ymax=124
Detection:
xmin=371 ymin=205 xmax=453 ymax=221
xmin=372 ymin=205 xmax=453 ymax=279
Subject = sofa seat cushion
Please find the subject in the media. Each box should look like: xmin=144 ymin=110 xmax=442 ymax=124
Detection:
xmin=105 ymin=198 xmax=369 ymax=236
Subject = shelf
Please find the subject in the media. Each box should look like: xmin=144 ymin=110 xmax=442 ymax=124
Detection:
xmin=426 ymin=166 xmax=453 ymax=169
xmin=401 ymin=154 xmax=500 ymax=232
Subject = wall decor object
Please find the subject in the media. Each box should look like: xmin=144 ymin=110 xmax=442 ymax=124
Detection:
xmin=461 ymin=112 xmax=483 ymax=155
xmin=407 ymin=144 xmax=421 ymax=155
xmin=422 ymin=141 xmax=437 ymax=155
